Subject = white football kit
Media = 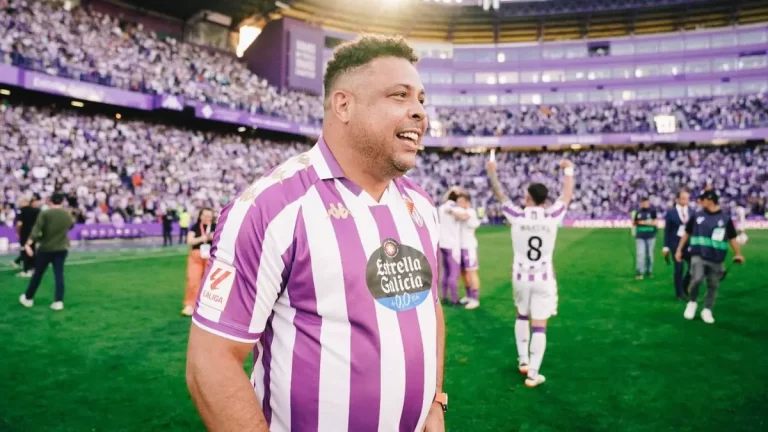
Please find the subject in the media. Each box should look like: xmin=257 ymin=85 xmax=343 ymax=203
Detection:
xmin=458 ymin=207 xmax=480 ymax=271
xmin=502 ymin=200 xmax=567 ymax=320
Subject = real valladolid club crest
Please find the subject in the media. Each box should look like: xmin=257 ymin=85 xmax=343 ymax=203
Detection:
xmin=403 ymin=194 xmax=424 ymax=226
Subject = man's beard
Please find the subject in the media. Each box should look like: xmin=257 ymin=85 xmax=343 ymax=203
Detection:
xmin=350 ymin=125 xmax=412 ymax=179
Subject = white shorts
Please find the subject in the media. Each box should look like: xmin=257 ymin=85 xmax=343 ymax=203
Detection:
xmin=512 ymin=278 xmax=558 ymax=320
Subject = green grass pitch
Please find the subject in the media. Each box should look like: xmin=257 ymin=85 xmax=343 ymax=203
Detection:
xmin=1 ymin=228 xmax=766 ymax=432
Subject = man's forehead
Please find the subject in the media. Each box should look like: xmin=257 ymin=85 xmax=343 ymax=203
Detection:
xmin=349 ymin=57 xmax=423 ymax=90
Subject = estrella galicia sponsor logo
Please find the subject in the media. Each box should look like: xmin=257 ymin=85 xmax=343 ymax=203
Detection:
xmin=366 ymin=238 xmax=433 ymax=312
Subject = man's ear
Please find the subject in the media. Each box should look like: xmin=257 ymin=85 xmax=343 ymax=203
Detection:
xmin=330 ymin=89 xmax=353 ymax=124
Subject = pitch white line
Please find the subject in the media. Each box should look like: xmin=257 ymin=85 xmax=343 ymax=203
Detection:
xmin=1 ymin=251 xmax=187 ymax=273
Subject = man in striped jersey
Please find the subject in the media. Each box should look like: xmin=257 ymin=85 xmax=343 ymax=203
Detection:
xmin=186 ymin=35 xmax=447 ymax=432
xmin=455 ymin=192 xmax=482 ymax=310
xmin=486 ymin=158 xmax=574 ymax=388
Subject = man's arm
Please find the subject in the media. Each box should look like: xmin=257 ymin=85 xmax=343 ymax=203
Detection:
xmin=662 ymin=210 xmax=673 ymax=252
xmin=557 ymin=159 xmax=574 ymax=206
xmin=26 ymin=212 xmax=45 ymax=246
xmin=187 ymin=326 xmax=267 ymax=432
xmin=446 ymin=207 xmax=470 ymax=222
xmin=726 ymin=219 xmax=745 ymax=263
xmin=435 ymin=301 xmax=445 ymax=396
xmin=486 ymin=161 xmax=509 ymax=203
xmin=675 ymin=217 xmax=695 ymax=261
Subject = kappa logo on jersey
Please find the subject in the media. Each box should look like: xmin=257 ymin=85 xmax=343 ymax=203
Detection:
xmin=199 ymin=260 xmax=236 ymax=312
xmin=697 ymin=217 xmax=705 ymax=224
xmin=718 ymin=220 xmax=724 ymax=227
xmin=403 ymin=194 xmax=424 ymax=226
xmin=327 ymin=202 xmax=350 ymax=219
xmin=366 ymin=238 xmax=432 ymax=312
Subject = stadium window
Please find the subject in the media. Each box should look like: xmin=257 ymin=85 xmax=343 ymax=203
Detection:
xmin=420 ymin=72 xmax=431 ymax=84
xmin=611 ymin=42 xmax=635 ymax=56
xmin=565 ymin=46 xmax=588 ymax=59
xmin=589 ymin=90 xmax=612 ymax=102
xmin=738 ymin=30 xmax=767 ymax=46
xmin=543 ymin=92 xmax=564 ymax=104
xmin=498 ymin=72 xmax=519 ymax=84
xmin=737 ymin=55 xmax=767 ymax=71
xmin=611 ymin=66 xmax=633 ymax=80
xmin=615 ymin=90 xmax=635 ymax=101
xmin=520 ymin=93 xmax=542 ymax=104
xmin=428 ymin=94 xmax=452 ymax=106
xmin=542 ymin=47 xmax=565 ymax=60
xmin=431 ymin=72 xmax=452 ymax=84
xmin=566 ymin=92 xmax=587 ymax=103
xmin=635 ymin=88 xmax=660 ymax=100
xmin=711 ymin=34 xmax=737 ymax=48
xmin=712 ymin=83 xmax=739 ymax=96
xmin=520 ymin=72 xmax=540 ymax=83
xmin=475 ymin=94 xmax=498 ymax=106
xmin=685 ymin=36 xmax=710 ymax=51
xmin=659 ymin=39 xmax=684 ymax=53
xmin=499 ymin=94 xmax=519 ymax=105
xmin=454 ymin=72 xmax=474 ymax=84
xmin=712 ymin=58 xmax=738 ymax=72
xmin=635 ymin=65 xmax=659 ymax=78
xmin=475 ymin=51 xmax=494 ymax=63
xmin=661 ymin=86 xmax=685 ymax=99
xmin=475 ymin=72 xmax=497 ymax=85
xmin=634 ymin=41 xmax=659 ymax=54
xmin=519 ymin=48 xmax=540 ymax=61
xmin=498 ymin=49 xmax=518 ymax=63
xmin=685 ymin=60 xmax=711 ymax=74
xmin=497 ymin=52 xmax=506 ymax=63
xmin=541 ymin=70 xmax=564 ymax=83
xmin=739 ymin=80 xmax=768 ymax=94
xmin=661 ymin=63 xmax=683 ymax=76
xmin=454 ymin=95 xmax=474 ymax=106
xmin=454 ymin=50 xmax=475 ymax=63
xmin=687 ymin=84 xmax=712 ymax=97
xmin=565 ymin=70 xmax=586 ymax=81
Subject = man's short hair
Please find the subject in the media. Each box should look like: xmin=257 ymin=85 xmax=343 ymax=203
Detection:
xmin=527 ymin=183 xmax=548 ymax=205
xmin=456 ymin=192 xmax=471 ymax=202
xmin=676 ymin=188 xmax=689 ymax=198
xmin=323 ymin=35 xmax=419 ymax=101
xmin=51 ymin=192 xmax=65 ymax=205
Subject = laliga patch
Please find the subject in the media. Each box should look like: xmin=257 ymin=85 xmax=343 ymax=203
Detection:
xmin=200 ymin=260 xmax=236 ymax=312
xmin=366 ymin=238 xmax=433 ymax=312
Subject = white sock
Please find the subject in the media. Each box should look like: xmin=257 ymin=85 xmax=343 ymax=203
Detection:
xmin=515 ymin=317 xmax=530 ymax=364
xmin=528 ymin=327 xmax=547 ymax=378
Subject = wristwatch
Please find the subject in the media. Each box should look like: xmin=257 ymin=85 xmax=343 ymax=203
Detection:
xmin=434 ymin=393 xmax=448 ymax=413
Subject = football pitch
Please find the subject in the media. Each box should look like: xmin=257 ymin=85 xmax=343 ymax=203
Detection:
xmin=1 ymin=227 xmax=766 ymax=432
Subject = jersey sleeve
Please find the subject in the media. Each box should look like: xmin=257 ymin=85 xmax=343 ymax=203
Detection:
xmin=546 ymin=199 xmax=568 ymax=223
xmin=465 ymin=208 xmax=481 ymax=229
xmin=192 ymin=198 xmax=296 ymax=344
xmin=501 ymin=201 xmax=525 ymax=222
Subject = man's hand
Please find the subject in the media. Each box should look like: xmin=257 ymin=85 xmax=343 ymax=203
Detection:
xmin=733 ymin=255 xmax=745 ymax=264
xmin=24 ymin=243 xmax=34 ymax=257
xmin=674 ymin=249 xmax=683 ymax=263
xmin=662 ymin=248 xmax=670 ymax=258
xmin=559 ymin=159 xmax=574 ymax=169
xmin=486 ymin=160 xmax=497 ymax=172
xmin=422 ymin=403 xmax=445 ymax=432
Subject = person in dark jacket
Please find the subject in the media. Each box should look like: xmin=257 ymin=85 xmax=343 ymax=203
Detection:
xmin=662 ymin=190 xmax=694 ymax=301
xmin=633 ymin=197 xmax=658 ymax=280
xmin=19 ymin=193 xmax=76 ymax=311
xmin=13 ymin=194 xmax=42 ymax=277
xmin=675 ymin=190 xmax=745 ymax=324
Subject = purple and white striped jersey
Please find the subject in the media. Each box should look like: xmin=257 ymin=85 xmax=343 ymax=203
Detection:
xmin=192 ymin=138 xmax=441 ymax=432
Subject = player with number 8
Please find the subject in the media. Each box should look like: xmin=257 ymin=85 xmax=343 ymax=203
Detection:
xmin=486 ymin=155 xmax=575 ymax=388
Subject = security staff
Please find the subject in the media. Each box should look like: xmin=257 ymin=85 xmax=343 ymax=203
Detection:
xmin=675 ymin=190 xmax=745 ymax=324
xmin=662 ymin=190 xmax=694 ymax=301
xmin=633 ymin=197 xmax=658 ymax=280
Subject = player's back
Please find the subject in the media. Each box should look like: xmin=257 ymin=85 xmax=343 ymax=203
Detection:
xmin=505 ymin=201 xmax=566 ymax=277
xmin=438 ymin=201 xmax=462 ymax=250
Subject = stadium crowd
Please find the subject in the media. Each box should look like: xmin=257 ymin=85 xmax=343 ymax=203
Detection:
xmin=0 ymin=0 xmax=323 ymax=125
xmin=2 ymin=0 xmax=767 ymax=137
xmin=1 ymin=102 xmax=766 ymax=228
xmin=436 ymin=94 xmax=768 ymax=136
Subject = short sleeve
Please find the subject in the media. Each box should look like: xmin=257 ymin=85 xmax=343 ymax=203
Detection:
xmin=546 ymin=199 xmax=568 ymax=223
xmin=685 ymin=216 xmax=695 ymax=234
xmin=501 ymin=201 xmax=525 ymax=222
xmin=192 ymin=198 xmax=298 ymax=344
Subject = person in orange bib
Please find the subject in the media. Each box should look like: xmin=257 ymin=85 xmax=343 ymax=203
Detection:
xmin=182 ymin=208 xmax=216 ymax=316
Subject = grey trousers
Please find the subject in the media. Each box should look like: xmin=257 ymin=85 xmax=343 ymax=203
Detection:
xmin=688 ymin=256 xmax=724 ymax=310
xmin=636 ymin=238 xmax=656 ymax=274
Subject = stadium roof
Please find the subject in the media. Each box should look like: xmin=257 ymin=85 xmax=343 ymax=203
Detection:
xmin=277 ymin=0 xmax=767 ymax=43
xmin=118 ymin=0 xmax=275 ymax=23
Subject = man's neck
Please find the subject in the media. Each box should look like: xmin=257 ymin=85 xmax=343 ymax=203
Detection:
xmin=324 ymin=132 xmax=391 ymax=201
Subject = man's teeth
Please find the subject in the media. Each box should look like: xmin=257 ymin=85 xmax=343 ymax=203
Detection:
xmin=397 ymin=132 xmax=418 ymax=141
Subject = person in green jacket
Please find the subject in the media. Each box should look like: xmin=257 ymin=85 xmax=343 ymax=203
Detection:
xmin=19 ymin=193 xmax=76 ymax=311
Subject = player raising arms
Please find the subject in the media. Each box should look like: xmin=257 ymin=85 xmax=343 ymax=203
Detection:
xmin=486 ymin=157 xmax=575 ymax=388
